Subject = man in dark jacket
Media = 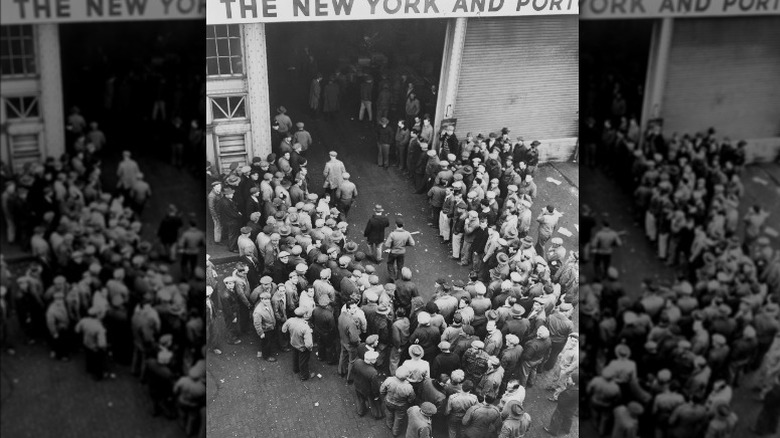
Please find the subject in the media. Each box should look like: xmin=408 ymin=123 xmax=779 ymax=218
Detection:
xmin=431 ymin=341 xmax=461 ymax=379
xmin=363 ymin=204 xmax=390 ymax=262
xmin=376 ymin=117 xmax=395 ymax=168
xmin=519 ymin=326 xmax=552 ymax=387
xmin=545 ymin=372 xmax=579 ymax=436
xmin=217 ymin=187 xmax=243 ymax=252
xmin=353 ymin=350 xmax=384 ymax=419
xmin=312 ymin=296 xmax=337 ymax=365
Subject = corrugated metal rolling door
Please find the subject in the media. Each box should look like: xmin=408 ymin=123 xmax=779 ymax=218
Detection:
xmin=662 ymin=17 xmax=780 ymax=140
xmin=217 ymin=133 xmax=248 ymax=174
xmin=454 ymin=16 xmax=578 ymax=145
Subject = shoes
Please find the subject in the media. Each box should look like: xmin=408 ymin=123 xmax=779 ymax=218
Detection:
xmin=301 ymin=372 xmax=316 ymax=381
xmin=548 ymin=397 xmax=557 ymax=402
xmin=266 ymin=357 xmax=277 ymax=362
xmin=213 ymin=349 xmax=222 ymax=355
xmin=282 ymin=347 xmax=291 ymax=352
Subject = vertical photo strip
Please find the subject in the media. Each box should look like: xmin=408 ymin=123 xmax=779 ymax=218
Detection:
xmin=204 ymin=1 xmax=579 ymax=437
xmin=579 ymin=2 xmax=780 ymax=438
xmin=0 ymin=2 xmax=207 ymax=438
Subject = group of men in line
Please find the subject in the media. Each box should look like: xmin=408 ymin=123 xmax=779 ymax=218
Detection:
xmin=205 ymin=104 xmax=582 ymax=436
xmin=0 ymin=115 xmax=207 ymax=437
xmin=578 ymin=118 xmax=780 ymax=438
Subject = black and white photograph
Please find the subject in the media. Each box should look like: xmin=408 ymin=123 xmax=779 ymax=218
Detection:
xmin=204 ymin=1 xmax=580 ymax=437
xmin=0 ymin=5 xmax=206 ymax=438
xmin=579 ymin=3 xmax=780 ymax=438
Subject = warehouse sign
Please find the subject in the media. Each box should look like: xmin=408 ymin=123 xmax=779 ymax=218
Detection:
xmin=580 ymin=0 xmax=780 ymax=18
xmin=1 ymin=0 xmax=205 ymax=24
xmin=207 ymin=0 xmax=578 ymax=23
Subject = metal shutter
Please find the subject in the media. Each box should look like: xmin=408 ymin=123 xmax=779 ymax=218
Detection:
xmin=662 ymin=17 xmax=780 ymax=140
xmin=10 ymin=133 xmax=40 ymax=172
xmin=454 ymin=16 xmax=579 ymax=158
xmin=217 ymin=133 xmax=248 ymax=174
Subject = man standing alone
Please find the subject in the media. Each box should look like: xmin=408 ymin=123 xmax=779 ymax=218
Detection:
xmin=376 ymin=117 xmax=395 ymax=168
xmin=364 ymin=205 xmax=390 ymax=262
xmin=384 ymin=218 xmax=415 ymax=280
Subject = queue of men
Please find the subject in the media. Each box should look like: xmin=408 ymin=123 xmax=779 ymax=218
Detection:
xmin=0 ymin=115 xmax=207 ymax=437
xmin=205 ymin=110 xmax=580 ymax=437
xmin=579 ymin=119 xmax=780 ymax=438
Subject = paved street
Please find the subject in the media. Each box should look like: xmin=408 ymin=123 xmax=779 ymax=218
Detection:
xmin=579 ymin=163 xmax=780 ymax=438
xmin=206 ymin=89 xmax=580 ymax=436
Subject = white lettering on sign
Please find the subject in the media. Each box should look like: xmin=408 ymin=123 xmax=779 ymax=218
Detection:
xmin=208 ymin=0 xmax=577 ymax=23
xmin=1 ymin=0 xmax=205 ymax=23
xmin=580 ymin=0 xmax=779 ymax=18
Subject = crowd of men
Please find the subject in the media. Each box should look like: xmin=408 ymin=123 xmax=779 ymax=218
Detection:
xmin=0 ymin=113 xmax=206 ymax=437
xmin=579 ymin=118 xmax=780 ymax=437
xmin=206 ymin=103 xmax=580 ymax=437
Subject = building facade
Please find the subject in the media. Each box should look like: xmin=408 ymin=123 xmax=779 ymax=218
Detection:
xmin=0 ymin=4 xmax=203 ymax=172
xmin=581 ymin=1 xmax=780 ymax=162
xmin=206 ymin=2 xmax=580 ymax=173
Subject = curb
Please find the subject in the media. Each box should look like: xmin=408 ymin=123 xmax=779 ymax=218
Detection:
xmin=548 ymin=161 xmax=579 ymax=189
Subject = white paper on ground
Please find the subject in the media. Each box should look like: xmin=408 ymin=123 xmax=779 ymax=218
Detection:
xmin=574 ymin=224 xmax=579 ymax=232
xmin=765 ymin=227 xmax=779 ymax=237
xmin=546 ymin=177 xmax=562 ymax=185
xmin=752 ymin=176 xmax=769 ymax=185
xmin=558 ymin=228 xmax=573 ymax=237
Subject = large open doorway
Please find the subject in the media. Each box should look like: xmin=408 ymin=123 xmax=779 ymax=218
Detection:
xmin=59 ymin=21 xmax=204 ymax=153
xmin=266 ymin=20 xmax=447 ymax=126
xmin=580 ymin=20 xmax=654 ymax=127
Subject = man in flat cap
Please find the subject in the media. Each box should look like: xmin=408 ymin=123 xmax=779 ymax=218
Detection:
xmin=323 ymin=151 xmax=346 ymax=200
xmin=217 ymin=187 xmax=243 ymax=253
xmin=335 ymin=172 xmax=358 ymax=217
xmin=353 ymin=350 xmax=384 ymax=419
xmin=282 ymin=307 xmax=315 ymax=380
xmin=376 ymin=117 xmax=394 ymax=168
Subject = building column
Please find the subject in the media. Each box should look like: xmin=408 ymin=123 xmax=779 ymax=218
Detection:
xmin=641 ymin=17 xmax=674 ymax=133
xmin=243 ymin=23 xmax=272 ymax=160
xmin=37 ymin=23 xmax=65 ymax=158
xmin=433 ymin=17 xmax=467 ymax=149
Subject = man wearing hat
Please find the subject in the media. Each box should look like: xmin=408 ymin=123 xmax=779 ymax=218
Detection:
xmin=338 ymin=300 xmax=362 ymax=382
xmin=611 ymin=402 xmax=644 ymax=438
xmin=282 ymin=307 xmax=315 ymax=380
xmin=431 ymin=341 xmax=460 ymax=379
xmin=476 ymin=356 xmax=504 ymax=401
xmin=75 ymin=306 xmax=110 ymax=380
xmin=335 ymin=172 xmax=358 ymax=217
xmin=292 ymin=121 xmax=312 ymax=152
xmin=545 ymin=237 xmax=566 ymax=276
xmin=217 ymin=186 xmax=243 ymax=253
xmin=384 ymin=217 xmax=416 ymax=280
xmin=237 ymin=226 xmax=257 ymax=261
xmin=445 ymin=379 xmax=478 ymax=438
xmin=461 ymin=391 xmax=502 ymax=438
xmin=518 ymin=326 xmax=552 ymax=387
xmin=207 ymin=181 xmax=223 ymax=244
xmin=376 ymin=116 xmax=394 ymax=168
xmin=381 ymin=366 xmax=417 ymax=435
xmin=462 ymin=340 xmax=490 ymax=385
xmin=410 ymin=312 xmax=441 ymax=361
xmin=535 ymin=205 xmax=560 ymax=254
xmin=274 ymin=106 xmax=292 ymax=134
xmin=323 ymin=151 xmax=346 ymax=200
xmin=310 ymin=289 xmax=339 ymax=360
xmin=406 ymin=402 xmax=437 ymax=437
xmin=427 ymin=179 xmax=448 ymax=229
xmin=545 ymin=373 xmax=579 ymax=436
xmin=543 ymin=303 xmax=575 ymax=371
xmin=253 ymin=292 xmax=277 ymax=362
xmin=358 ymin=76 xmax=374 ymax=122
xmin=353 ymin=350 xmax=384 ymax=419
